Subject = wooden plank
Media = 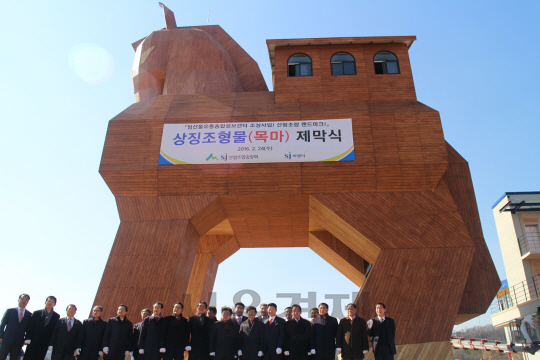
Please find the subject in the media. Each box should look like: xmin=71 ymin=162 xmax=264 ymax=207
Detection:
xmin=311 ymin=180 xmax=474 ymax=250
xmin=212 ymin=236 xmax=240 ymax=264
xmin=444 ymin=143 xmax=501 ymax=317
xmin=309 ymin=196 xmax=381 ymax=264
xmin=116 ymin=196 xmax=217 ymax=221
xmin=190 ymin=198 xmax=228 ymax=236
xmin=184 ymin=253 xmax=215 ymax=316
xmin=309 ymin=231 xmax=366 ymax=287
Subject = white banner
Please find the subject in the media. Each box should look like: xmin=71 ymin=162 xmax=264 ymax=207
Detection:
xmin=158 ymin=119 xmax=355 ymax=165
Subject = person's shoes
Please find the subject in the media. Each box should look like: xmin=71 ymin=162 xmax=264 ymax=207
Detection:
xmin=526 ymin=345 xmax=537 ymax=354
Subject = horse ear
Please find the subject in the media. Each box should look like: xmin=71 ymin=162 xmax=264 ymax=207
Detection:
xmin=132 ymin=37 xmax=146 ymax=51
xmin=158 ymin=3 xmax=177 ymax=29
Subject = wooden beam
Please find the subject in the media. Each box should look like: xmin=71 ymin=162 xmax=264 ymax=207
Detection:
xmin=309 ymin=196 xmax=380 ymax=264
xmin=184 ymin=253 xmax=218 ymax=316
xmin=309 ymin=231 xmax=366 ymax=287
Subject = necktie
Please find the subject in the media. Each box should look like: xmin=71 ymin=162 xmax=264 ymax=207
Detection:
xmin=68 ymin=319 xmax=72 ymax=331
xmin=269 ymin=318 xmax=273 ymax=325
xmin=321 ymin=317 xmax=326 ymax=325
xmin=19 ymin=309 xmax=23 ymax=323
xmin=238 ymin=317 xmax=241 ymax=325
xmin=200 ymin=315 xmax=204 ymax=326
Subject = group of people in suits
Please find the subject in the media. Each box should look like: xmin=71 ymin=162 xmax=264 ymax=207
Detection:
xmin=0 ymin=294 xmax=396 ymax=360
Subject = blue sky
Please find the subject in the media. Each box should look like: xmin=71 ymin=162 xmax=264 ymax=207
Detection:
xmin=1 ymin=1 xmax=539 ymax=331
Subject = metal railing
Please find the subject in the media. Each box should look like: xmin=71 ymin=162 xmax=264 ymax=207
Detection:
xmin=519 ymin=233 xmax=540 ymax=256
xmin=491 ymin=275 xmax=540 ymax=314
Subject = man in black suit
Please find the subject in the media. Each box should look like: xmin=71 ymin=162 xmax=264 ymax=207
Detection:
xmin=283 ymin=305 xmax=311 ymax=360
xmin=309 ymin=303 xmax=337 ymax=360
xmin=24 ymin=296 xmax=59 ymax=360
xmin=256 ymin=304 xmax=269 ymax=324
xmin=238 ymin=306 xmax=264 ymax=360
xmin=75 ymin=306 xmax=107 ymax=360
xmin=206 ymin=307 xmax=217 ymax=324
xmin=133 ymin=309 xmax=151 ymax=360
xmin=163 ymin=303 xmax=188 ymax=360
xmin=209 ymin=307 xmax=239 ymax=360
xmin=367 ymin=303 xmax=396 ymax=360
xmin=138 ymin=302 xmax=165 ymax=360
xmin=283 ymin=308 xmax=292 ymax=322
xmin=263 ymin=303 xmax=284 ymax=360
xmin=336 ymin=303 xmax=369 ymax=360
xmin=309 ymin=309 xmax=318 ymax=322
xmin=48 ymin=304 xmax=82 ymax=360
xmin=232 ymin=303 xmax=247 ymax=326
xmin=102 ymin=304 xmax=133 ymax=360
xmin=0 ymin=294 xmax=32 ymax=360
xmin=186 ymin=301 xmax=212 ymax=360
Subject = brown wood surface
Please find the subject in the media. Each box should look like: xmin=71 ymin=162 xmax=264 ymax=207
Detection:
xmin=100 ymin=95 xmax=449 ymax=195
xmin=356 ymin=247 xmax=475 ymax=344
xmin=94 ymin=26 xmax=500 ymax=348
xmin=273 ymin=44 xmax=415 ymax=101
xmin=132 ymin=26 xmax=267 ymax=102
xmin=309 ymin=231 xmax=366 ymax=287
xmin=93 ymin=220 xmax=199 ymax=322
xmin=443 ymin=143 xmax=501 ymax=319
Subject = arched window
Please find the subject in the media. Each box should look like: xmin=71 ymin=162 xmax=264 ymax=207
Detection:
xmin=331 ymin=52 xmax=356 ymax=75
xmin=373 ymin=51 xmax=400 ymax=74
xmin=287 ymin=54 xmax=312 ymax=77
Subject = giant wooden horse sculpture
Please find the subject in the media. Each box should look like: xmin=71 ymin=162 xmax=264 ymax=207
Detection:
xmin=95 ymin=4 xmax=499 ymax=359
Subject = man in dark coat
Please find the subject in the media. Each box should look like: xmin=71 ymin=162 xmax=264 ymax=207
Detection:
xmin=231 ymin=303 xmax=247 ymax=327
xmin=186 ymin=301 xmax=212 ymax=360
xmin=209 ymin=307 xmax=239 ymax=360
xmin=263 ymin=303 xmax=284 ymax=360
xmin=239 ymin=306 xmax=264 ymax=360
xmin=367 ymin=303 xmax=396 ymax=360
xmin=256 ymin=304 xmax=269 ymax=325
xmin=206 ymin=308 xmax=217 ymax=324
xmin=283 ymin=305 xmax=311 ymax=360
xmin=75 ymin=306 xmax=107 ymax=360
xmin=24 ymin=296 xmax=60 ymax=360
xmin=309 ymin=303 xmax=337 ymax=360
xmin=0 ymin=294 xmax=32 ymax=360
xmin=48 ymin=304 xmax=82 ymax=360
xmin=138 ymin=302 xmax=165 ymax=360
xmin=309 ymin=309 xmax=318 ymax=322
xmin=163 ymin=303 xmax=189 ymax=360
xmin=283 ymin=309 xmax=292 ymax=323
xmin=133 ymin=309 xmax=151 ymax=360
xmin=336 ymin=303 xmax=369 ymax=360
xmin=102 ymin=304 xmax=133 ymax=360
